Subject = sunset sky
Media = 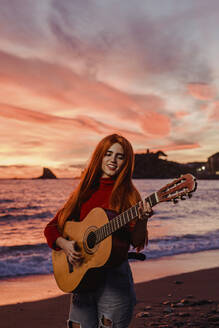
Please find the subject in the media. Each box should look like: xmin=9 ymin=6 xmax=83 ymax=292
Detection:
xmin=0 ymin=0 xmax=219 ymax=178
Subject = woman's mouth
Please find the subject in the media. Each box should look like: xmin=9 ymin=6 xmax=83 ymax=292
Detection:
xmin=107 ymin=164 xmax=117 ymax=170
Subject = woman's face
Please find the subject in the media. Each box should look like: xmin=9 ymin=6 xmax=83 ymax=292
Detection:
xmin=101 ymin=143 xmax=125 ymax=178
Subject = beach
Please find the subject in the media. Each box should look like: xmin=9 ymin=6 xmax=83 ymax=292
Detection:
xmin=1 ymin=250 xmax=219 ymax=328
xmin=1 ymin=178 xmax=219 ymax=327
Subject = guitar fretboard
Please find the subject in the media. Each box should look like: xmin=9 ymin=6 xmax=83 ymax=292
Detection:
xmin=95 ymin=192 xmax=158 ymax=244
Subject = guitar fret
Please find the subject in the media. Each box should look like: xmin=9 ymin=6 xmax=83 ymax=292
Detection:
xmin=102 ymin=226 xmax=106 ymax=240
xmin=108 ymin=221 xmax=113 ymax=234
xmin=110 ymin=221 xmax=114 ymax=234
xmin=131 ymin=206 xmax=136 ymax=219
xmin=96 ymin=229 xmax=99 ymax=243
xmin=119 ymin=213 xmax=123 ymax=226
xmin=107 ymin=222 xmax=111 ymax=235
xmin=147 ymin=193 xmax=157 ymax=207
xmin=101 ymin=226 xmax=105 ymax=239
xmin=98 ymin=228 xmax=102 ymax=242
xmin=113 ymin=219 xmax=117 ymax=231
xmin=103 ymin=225 xmax=107 ymax=238
xmin=110 ymin=219 xmax=114 ymax=233
xmin=98 ymin=229 xmax=102 ymax=243
xmin=104 ymin=225 xmax=107 ymax=237
xmin=121 ymin=213 xmax=125 ymax=226
xmin=147 ymin=196 xmax=153 ymax=207
xmin=120 ymin=215 xmax=123 ymax=227
xmin=124 ymin=211 xmax=128 ymax=224
xmin=128 ymin=208 xmax=133 ymax=221
xmin=117 ymin=217 xmax=120 ymax=229
xmin=100 ymin=227 xmax=104 ymax=241
xmin=134 ymin=205 xmax=138 ymax=217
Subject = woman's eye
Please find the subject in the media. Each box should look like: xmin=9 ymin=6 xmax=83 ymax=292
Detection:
xmin=117 ymin=155 xmax=124 ymax=160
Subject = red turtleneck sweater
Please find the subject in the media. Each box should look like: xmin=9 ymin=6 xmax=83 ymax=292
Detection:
xmin=44 ymin=178 xmax=116 ymax=249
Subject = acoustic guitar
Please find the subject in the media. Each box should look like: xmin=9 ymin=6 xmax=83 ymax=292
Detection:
xmin=52 ymin=173 xmax=197 ymax=292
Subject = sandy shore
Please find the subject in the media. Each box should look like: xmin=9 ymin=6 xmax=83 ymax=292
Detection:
xmin=1 ymin=250 xmax=219 ymax=327
xmin=130 ymin=266 xmax=219 ymax=328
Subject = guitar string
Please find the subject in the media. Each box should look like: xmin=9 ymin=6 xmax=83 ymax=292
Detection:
xmin=94 ymin=196 xmax=153 ymax=245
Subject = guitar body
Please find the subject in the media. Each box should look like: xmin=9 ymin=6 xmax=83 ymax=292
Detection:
xmin=52 ymin=207 xmax=112 ymax=293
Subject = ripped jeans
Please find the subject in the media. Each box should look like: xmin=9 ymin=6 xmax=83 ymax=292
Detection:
xmin=67 ymin=260 xmax=136 ymax=328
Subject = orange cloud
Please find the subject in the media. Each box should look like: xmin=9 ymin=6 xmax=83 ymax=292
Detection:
xmin=151 ymin=143 xmax=200 ymax=152
xmin=0 ymin=50 xmax=167 ymax=127
xmin=187 ymin=83 xmax=216 ymax=100
xmin=175 ymin=111 xmax=188 ymax=118
xmin=0 ymin=102 xmax=145 ymax=139
xmin=0 ymin=49 xmax=174 ymax=143
xmin=139 ymin=111 xmax=170 ymax=136
xmin=0 ymin=165 xmax=42 ymax=179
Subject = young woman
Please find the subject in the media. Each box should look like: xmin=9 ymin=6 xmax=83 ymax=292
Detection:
xmin=44 ymin=134 xmax=152 ymax=328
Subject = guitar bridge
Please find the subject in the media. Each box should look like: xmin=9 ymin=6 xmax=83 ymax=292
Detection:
xmin=67 ymin=258 xmax=74 ymax=273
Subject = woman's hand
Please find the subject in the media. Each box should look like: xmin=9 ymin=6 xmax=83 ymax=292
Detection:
xmin=136 ymin=229 xmax=148 ymax=253
xmin=56 ymin=237 xmax=83 ymax=265
xmin=134 ymin=200 xmax=153 ymax=252
xmin=138 ymin=200 xmax=153 ymax=220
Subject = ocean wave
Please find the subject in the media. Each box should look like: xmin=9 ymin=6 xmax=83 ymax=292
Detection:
xmin=0 ymin=211 xmax=53 ymax=222
xmin=0 ymin=199 xmax=13 ymax=204
xmin=0 ymin=243 xmax=48 ymax=255
xmin=144 ymin=229 xmax=219 ymax=259
xmin=1 ymin=205 xmax=42 ymax=212
xmin=0 ymin=251 xmax=53 ymax=278
xmin=0 ymin=242 xmax=53 ymax=278
xmin=1 ymin=230 xmax=219 ymax=278
xmin=150 ymin=230 xmax=219 ymax=243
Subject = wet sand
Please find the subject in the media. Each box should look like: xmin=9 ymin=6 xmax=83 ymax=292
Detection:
xmin=1 ymin=250 xmax=219 ymax=327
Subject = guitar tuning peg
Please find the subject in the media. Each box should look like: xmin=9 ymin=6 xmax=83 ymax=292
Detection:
xmin=188 ymin=193 xmax=193 ymax=198
xmin=173 ymin=198 xmax=178 ymax=204
xmin=180 ymin=195 xmax=186 ymax=200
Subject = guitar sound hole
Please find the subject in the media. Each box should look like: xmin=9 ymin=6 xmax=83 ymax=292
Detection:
xmin=87 ymin=231 xmax=96 ymax=249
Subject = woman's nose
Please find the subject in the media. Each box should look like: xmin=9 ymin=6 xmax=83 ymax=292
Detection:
xmin=111 ymin=155 xmax=117 ymax=162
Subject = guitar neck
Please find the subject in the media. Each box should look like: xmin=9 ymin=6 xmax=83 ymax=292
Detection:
xmin=95 ymin=191 xmax=159 ymax=244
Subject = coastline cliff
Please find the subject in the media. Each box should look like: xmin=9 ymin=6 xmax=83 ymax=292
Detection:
xmin=133 ymin=151 xmax=218 ymax=179
xmin=36 ymin=167 xmax=57 ymax=179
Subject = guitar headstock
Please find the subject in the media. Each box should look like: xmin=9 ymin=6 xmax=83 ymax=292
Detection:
xmin=157 ymin=174 xmax=197 ymax=203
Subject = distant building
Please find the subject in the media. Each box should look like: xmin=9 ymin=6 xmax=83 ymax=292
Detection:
xmin=145 ymin=149 xmax=167 ymax=158
xmin=208 ymin=152 xmax=219 ymax=175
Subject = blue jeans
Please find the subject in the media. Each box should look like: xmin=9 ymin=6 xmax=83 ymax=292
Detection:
xmin=67 ymin=260 xmax=136 ymax=328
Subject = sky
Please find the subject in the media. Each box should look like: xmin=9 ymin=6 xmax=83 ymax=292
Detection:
xmin=0 ymin=0 xmax=219 ymax=178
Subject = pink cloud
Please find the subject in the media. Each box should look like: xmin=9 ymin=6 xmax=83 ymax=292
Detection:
xmin=199 ymin=103 xmax=209 ymax=111
xmin=139 ymin=111 xmax=170 ymax=136
xmin=210 ymin=101 xmax=219 ymax=120
xmin=187 ymin=83 xmax=216 ymax=100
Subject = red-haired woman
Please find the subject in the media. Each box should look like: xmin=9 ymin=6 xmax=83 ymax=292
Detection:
xmin=44 ymin=134 xmax=152 ymax=328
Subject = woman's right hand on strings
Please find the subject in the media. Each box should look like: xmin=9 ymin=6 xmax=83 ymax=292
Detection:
xmin=56 ymin=237 xmax=83 ymax=265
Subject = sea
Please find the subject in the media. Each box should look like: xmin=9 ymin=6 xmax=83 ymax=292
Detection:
xmin=0 ymin=178 xmax=219 ymax=279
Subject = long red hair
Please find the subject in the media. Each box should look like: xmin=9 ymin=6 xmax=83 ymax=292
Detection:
xmin=57 ymin=134 xmax=141 ymax=229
